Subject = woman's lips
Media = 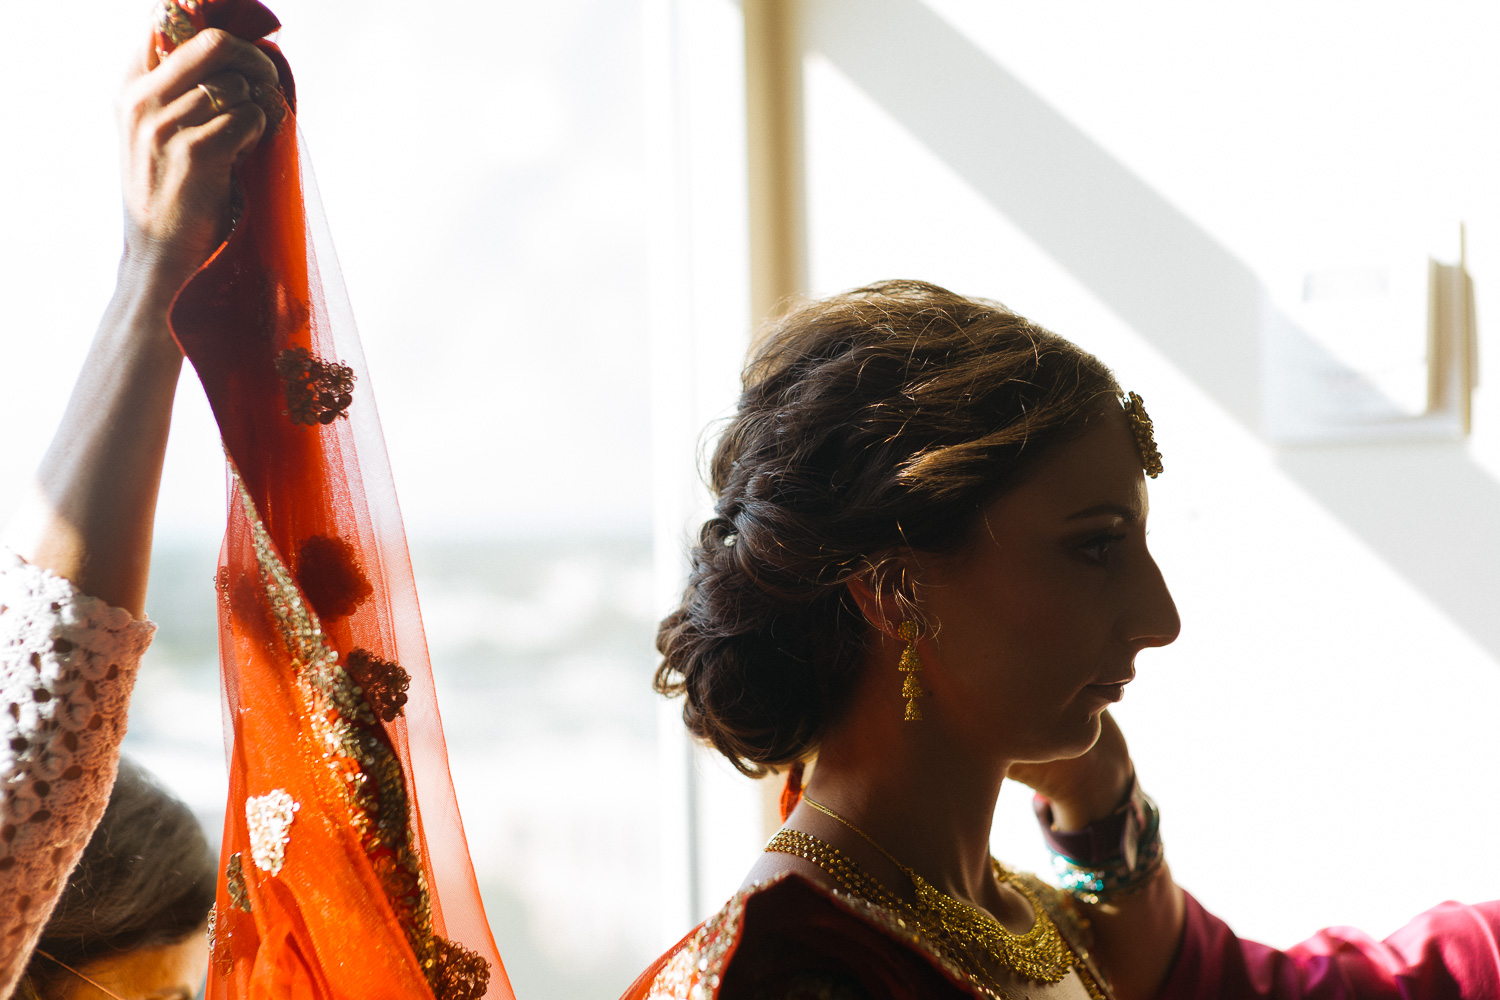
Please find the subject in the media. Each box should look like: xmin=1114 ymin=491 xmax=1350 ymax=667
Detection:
xmin=1087 ymin=681 xmax=1129 ymax=702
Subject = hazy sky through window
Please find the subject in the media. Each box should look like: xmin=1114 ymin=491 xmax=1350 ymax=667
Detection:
xmin=0 ymin=0 xmax=655 ymax=543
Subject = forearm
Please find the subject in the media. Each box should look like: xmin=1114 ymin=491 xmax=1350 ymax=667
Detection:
xmin=2 ymin=28 xmax=277 ymax=617
xmin=0 ymin=552 xmax=155 ymax=997
xmin=2 ymin=263 xmax=182 ymax=617
xmin=1039 ymin=739 xmax=1186 ymax=1000
xmin=1078 ymin=861 xmax=1184 ymax=1000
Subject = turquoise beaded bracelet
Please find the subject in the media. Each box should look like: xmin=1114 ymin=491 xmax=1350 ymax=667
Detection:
xmin=1036 ymin=779 xmax=1165 ymax=905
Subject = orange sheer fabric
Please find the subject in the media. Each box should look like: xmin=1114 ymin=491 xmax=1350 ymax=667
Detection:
xmin=156 ymin=3 xmax=512 ymax=997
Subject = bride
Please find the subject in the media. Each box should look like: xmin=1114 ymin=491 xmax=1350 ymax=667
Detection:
xmin=622 ymin=280 xmax=1500 ymax=999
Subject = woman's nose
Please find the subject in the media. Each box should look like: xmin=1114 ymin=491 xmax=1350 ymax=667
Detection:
xmin=1130 ymin=553 xmax=1181 ymax=649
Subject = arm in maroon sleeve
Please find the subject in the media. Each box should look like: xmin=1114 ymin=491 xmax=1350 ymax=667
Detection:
xmin=1158 ymin=891 xmax=1500 ymax=1000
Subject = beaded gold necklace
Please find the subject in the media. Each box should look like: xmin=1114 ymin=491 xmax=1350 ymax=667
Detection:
xmin=767 ymin=796 xmax=1079 ymax=997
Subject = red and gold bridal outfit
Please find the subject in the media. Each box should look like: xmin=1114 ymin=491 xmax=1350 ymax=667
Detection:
xmin=624 ymin=872 xmax=1500 ymax=1000
xmin=622 ymin=841 xmax=1500 ymax=999
xmin=622 ymin=761 xmax=1500 ymax=1000
xmin=621 ymin=871 xmax=1107 ymax=1000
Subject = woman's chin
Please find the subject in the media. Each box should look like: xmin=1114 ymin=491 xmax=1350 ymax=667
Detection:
xmin=1050 ymin=713 xmax=1107 ymax=761
xmin=1006 ymin=715 xmax=1104 ymax=767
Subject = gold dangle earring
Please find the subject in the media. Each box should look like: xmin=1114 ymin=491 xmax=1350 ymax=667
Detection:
xmin=897 ymin=620 xmax=925 ymax=721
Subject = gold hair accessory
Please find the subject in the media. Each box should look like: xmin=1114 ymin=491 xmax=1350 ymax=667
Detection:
xmin=897 ymin=620 xmax=925 ymax=721
xmin=1121 ymin=391 xmax=1163 ymax=479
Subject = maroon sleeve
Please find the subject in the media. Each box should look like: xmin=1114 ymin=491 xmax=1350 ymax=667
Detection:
xmin=1158 ymin=891 xmax=1500 ymax=1000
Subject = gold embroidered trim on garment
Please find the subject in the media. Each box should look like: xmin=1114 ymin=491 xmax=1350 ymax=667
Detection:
xmin=230 ymin=464 xmax=489 ymax=999
xmin=643 ymin=872 xmax=1037 ymax=1000
xmin=645 ymin=890 xmax=746 ymax=999
xmin=225 ymin=852 xmax=252 ymax=912
xmin=151 ymin=0 xmax=200 ymax=50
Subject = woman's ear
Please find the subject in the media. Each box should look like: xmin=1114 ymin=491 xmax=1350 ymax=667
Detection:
xmin=845 ymin=556 xmax=918 ymax=641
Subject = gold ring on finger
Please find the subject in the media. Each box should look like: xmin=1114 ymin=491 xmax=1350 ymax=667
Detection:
xmin=198 ymin=83 xmax=225 ymax=115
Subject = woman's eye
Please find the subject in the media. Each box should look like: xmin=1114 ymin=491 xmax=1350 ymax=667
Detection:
xmin=1079 ymin=532 xmax=1127 ymax=564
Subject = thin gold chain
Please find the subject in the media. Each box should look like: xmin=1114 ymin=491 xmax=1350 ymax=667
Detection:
xmin=801 ymin=795 xmax=922 ymax=875
xmin=774 ymin=796 xmax=1078 ymax=991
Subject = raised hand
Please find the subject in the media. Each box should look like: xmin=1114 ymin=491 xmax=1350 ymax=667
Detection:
xmin=1006 ymin=709 xmax=1135 ymax=830
xmin=118 ymin=27 xmax=278 ymax=297
xmin=0 ymin=27 xmax=277 ymax=611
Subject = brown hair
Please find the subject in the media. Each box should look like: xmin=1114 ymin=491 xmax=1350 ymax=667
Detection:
xmin=654 ymin=280 xmax=1121 ymax=775
xmin=18 ymin=757 xmax=216 ymax=998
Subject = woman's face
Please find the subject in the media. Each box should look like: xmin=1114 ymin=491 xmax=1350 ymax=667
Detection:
xmin=913 ymin=404 xmax=1180 ymax=764
xmin=53 ymin=931 xmax=209 ymax=1000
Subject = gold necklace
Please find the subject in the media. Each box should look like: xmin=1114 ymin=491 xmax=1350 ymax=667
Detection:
xmin=769 ymin=796 xmax=1078 ymax=995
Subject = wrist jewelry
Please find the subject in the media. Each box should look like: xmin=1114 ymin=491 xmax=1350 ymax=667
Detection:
xmin=1034 ymin=775 xmax=1164 ymax=906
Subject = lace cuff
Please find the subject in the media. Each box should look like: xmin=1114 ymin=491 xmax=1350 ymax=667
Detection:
xmin=0 ymin=549 xmax=156 ymax=994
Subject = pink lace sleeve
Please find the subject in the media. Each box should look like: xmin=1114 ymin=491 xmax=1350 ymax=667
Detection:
xmin=1160 ymin=890 xmax=1500 ymax=1000
xmin=0 ymin=550 xmax=154 ymax=998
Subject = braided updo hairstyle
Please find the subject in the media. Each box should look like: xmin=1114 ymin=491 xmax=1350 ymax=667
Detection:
xmin=655 ymin=280 xmax=1122 ymax=776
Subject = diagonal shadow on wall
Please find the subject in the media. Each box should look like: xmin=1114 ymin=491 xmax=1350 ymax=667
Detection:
xmin=805 ymin=0 xmax=1500 ymax=659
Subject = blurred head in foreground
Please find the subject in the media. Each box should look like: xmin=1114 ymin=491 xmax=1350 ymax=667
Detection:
xmin=19 ymin=757 xmax=215 ymax=1000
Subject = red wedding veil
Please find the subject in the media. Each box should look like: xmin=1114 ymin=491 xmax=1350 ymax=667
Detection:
xmin=155 ymin=2 xmax=513 ymax=997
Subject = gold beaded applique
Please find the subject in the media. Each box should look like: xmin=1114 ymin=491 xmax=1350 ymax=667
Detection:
xmin=151 ymin=0 xmax=202 ymax=56
xmin=429 ymin=938 xmax=493 ymax=1000
xmin=225 ymin=852 xmax=252 ymax=913
xmin=275 ymin=346 xmax=356 ymax=426
xmin=245 ymin=789 xmax=300 ymax=876
xmin=230 ymin=467 xmax=489 ymax=999
xmin=207 ymin=905 xmax=234 ymax=977
xmin=767 ymin=824 xmax=1106 ymax=1000
xmin=345 ymin=649 xmax=412 ymax=722
xmin=1121 ymin=391 xmax=1163 ymax=479
xmin=249 ymin=82 xmax=290 ymax=137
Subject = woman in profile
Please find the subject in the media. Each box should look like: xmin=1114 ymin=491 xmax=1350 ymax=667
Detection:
xmin=624 ymin=281 xmax=1500 ymax=1000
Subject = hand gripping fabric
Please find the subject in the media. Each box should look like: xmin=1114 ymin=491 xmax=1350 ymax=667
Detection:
xmin=155 ymin=4 xmax=512 ymax=998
